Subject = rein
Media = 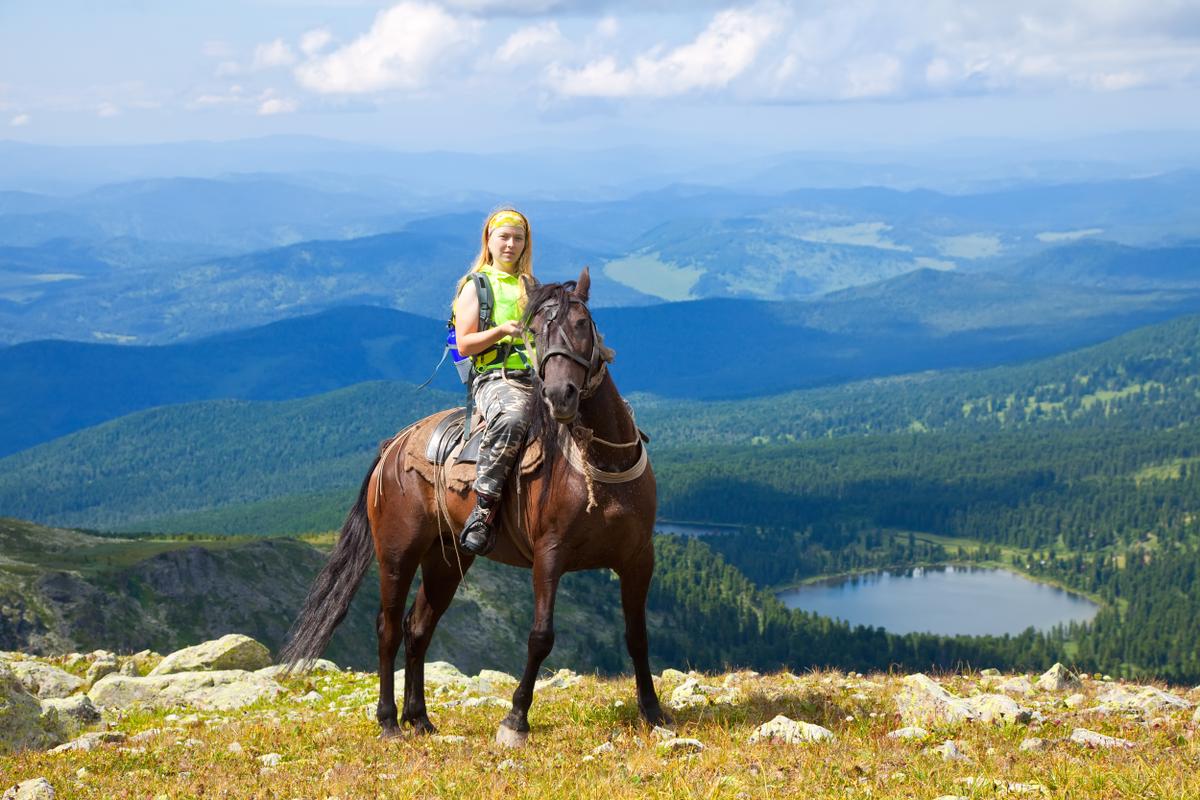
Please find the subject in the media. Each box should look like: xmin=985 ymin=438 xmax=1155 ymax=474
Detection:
xmin=525 ymin=293 xmax=647 ymax=505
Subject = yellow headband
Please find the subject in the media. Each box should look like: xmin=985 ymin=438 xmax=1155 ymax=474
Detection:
xmin=487 ymin=210 xmax=527 ymax=234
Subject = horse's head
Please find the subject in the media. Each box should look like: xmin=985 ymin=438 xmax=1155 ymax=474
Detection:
xmin=523 ymin=267 xmax=610 ymax=424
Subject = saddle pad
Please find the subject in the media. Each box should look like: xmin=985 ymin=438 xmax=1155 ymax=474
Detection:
xmin=397 ymin=407 xmax=545 ymax=496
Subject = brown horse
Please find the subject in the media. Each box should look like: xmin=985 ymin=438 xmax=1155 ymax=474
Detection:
xmin=280 ymin=267 xmax=668 ymax=746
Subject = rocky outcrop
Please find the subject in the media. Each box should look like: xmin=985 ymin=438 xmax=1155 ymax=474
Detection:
xmin=40 ymin=695 xmax=99 ymax=734
xmin=2 ymin=778 xmax=56 ymax=800
xmin=149 ymin=634 xmax=271 ymax=675
xmin=6 ymin=661 xmax=83 ymax=699
xmin=1096 ymin=684 xmax=1191 ymax=715
xmin=748 ymin=714 xmax=834 ymax=744
xmin=896 ymin=674 xmax=1032 ymax=726
xmin=668 ymin=677 xmax=742 ymax=710
xmin=1036 ymin=663 xmax=1081 ymax=692
xmin=88 ymin=670 xmax=282 ymax=711
xmin=0 ymin=663 xmax=65 ymax=755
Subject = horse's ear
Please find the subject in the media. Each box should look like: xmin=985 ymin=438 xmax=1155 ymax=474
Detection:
xmin=574 ymin=266 xmax=591 ymax=303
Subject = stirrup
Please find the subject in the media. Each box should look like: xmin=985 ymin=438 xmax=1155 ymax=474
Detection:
xmin=459 ymin=496 xmax=499 ymax=556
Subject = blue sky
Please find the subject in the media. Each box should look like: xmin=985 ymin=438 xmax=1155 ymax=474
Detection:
xmin=2 ymin=1 xmax=1199 ymax=152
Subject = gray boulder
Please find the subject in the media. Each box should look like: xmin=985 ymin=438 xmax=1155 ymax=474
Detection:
xmin=7 ymin=662 xmax=85 ymax=700
xmin=89 ymin=670 xmax=282 ymax=711
xmin=748 ymin=714 xmax=834 ymax=744
xmin=255 ymin=659 xmax=340 ymax=679
xmin=84 ymin=655 xmax=118 ymax=685
xmin=0 ymin=664 xmax=66 ymax=755
xmin=897 ymin=674 xmax=1031 ymax=726
xmin=1070 ymin=727 xmax=1135 ymax=749
xmin=1036 ymin=663 xmax=1082 ymax=692
xmin=896 ymin=674 xmax=977 ymax=726
xmin=2 ymin=778 xmax=56 ymax=800
xmin=1097 ymin=685 xmax=1191 ymax=715
xmin=150 ymin=634 xmax=272 ymax=676
xmin=40 ymin=695 xmax=100 ymax=734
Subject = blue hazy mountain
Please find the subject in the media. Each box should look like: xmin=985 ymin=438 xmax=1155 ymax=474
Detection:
xmin=4 ymin=172 xmax=1198 ymax=345
xmin=4 ymin=265 xmax=1200 ymax=457
xmin=1007 ymin=241 xmax=1200 ymax=289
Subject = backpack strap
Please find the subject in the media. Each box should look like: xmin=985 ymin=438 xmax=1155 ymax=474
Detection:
xmin=473 ymin=272 xmax=493 ymax=331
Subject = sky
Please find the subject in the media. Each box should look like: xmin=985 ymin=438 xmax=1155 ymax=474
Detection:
xmin=2 ymin=0 xmax=1200 ymax=153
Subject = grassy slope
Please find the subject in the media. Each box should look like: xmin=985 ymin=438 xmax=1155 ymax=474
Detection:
xmin=2 ymin=663 xmax=1197 ymax=799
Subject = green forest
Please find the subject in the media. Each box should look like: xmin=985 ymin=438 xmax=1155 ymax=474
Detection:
xmin=4 ymin=313 xmax=1200 ymax=682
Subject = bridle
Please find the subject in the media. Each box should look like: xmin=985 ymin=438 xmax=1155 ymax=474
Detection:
xmin=527 ymin=295 xmax=609 ymax=399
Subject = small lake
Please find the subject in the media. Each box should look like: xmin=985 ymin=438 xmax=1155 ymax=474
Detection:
xmin=776 ymin=566 xmax=1099 ymax=636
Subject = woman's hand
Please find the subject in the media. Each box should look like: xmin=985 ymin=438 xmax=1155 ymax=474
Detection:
xmin=496 ymin=320 xmax=522 ymax=339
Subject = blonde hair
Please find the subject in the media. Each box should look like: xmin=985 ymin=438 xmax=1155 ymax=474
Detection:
xmin=456 ymin=207 xmax=534 ymax=302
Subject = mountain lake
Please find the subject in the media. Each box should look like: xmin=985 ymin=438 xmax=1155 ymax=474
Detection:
xmin=776 ymin=565 xmax=1099 ymax=636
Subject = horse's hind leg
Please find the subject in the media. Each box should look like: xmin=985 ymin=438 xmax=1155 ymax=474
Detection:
xmin=497 ymin=558 xmax=563 ymax=747
xmin=400 ymin=543 xmax=474 ymax=734
xmin=617 ymin=546 xmax=669 ymax=726
xmin=376 ymin=550 xmax=420 ymax=739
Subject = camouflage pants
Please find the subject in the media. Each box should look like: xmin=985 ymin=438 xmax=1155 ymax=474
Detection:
xmin=472 ymin=370 xmax=534 ymax=498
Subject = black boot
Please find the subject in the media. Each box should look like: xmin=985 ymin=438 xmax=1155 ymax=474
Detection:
xmin=459 ymin=493 xmax=500 ymax=556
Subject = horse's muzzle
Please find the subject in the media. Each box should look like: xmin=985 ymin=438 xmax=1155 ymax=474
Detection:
xmin=543 ymin=382 xmax=580 ymax=423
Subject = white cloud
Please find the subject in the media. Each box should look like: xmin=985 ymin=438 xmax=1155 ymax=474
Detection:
xmin=548 ymin=6 xmax=778 ymax=97
xmin=216 ymin=61 xmax=242 ymax=77
xmin=595 ymin=16 xmax=619 ymax=38
xmin=254 ymin=38 xmax=297 ymax=69
xmin=300 ymin=28 xmax=334 ymax=56
xmin=496 ymin=21 xmax=564 ymax=63
xmin=202 ymin=40 xmax=234 ymax=59
xmin=10 ymin=113 xmax=31 ymax=127
xmin=97 ymin=102 xmax=120 ymax=118
xmin=295 ymin=2 xmax=480 ymax=94
xmin=259 ymin=96 xmax=299 ymax=115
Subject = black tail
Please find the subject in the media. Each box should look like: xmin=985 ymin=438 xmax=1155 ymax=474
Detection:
xmin=279 ymin=455 xmax=380 ymax=672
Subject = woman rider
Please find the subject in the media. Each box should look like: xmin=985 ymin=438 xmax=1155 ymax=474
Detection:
xmin=452 ymin=208 xmax=535 ymax=556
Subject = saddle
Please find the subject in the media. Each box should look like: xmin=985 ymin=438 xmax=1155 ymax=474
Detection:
xmin=423 ymin=407 xmax=485 ymax=465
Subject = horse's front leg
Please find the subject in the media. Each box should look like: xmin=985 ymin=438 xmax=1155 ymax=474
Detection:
xmin=617 ymin=546 xmax=669 ymax=727
xmin=497 ymin=559 xmax=562 ymax=747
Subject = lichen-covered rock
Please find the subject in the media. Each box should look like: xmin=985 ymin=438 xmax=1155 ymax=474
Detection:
xmin=886 ymin=726 xmax=928 ymax=740
xmin=1019 ymin=737 xmax=1048 ymax=752
xmin=472 ymin=669 xmax=518 ymax=694
xmin=1097 ymin=685 xmax=1191 ymax=715
xmin=255 ymin=659 xmax=339 ymax=679
xmin=84 ymin=655 xmax=118 ymax=685
xmin=963 ymin=693 xmax=1033 ymax=724
xmin=668 ymin=677 xmax=741 ymax=710
xmin=896 ymin=674 xmax=976 ymax=726
xmin=536 ymin=668 xmax=583 ymax=691
xmin=150 ymin=634 xmax=271 ymax=676
xmin=0 ymin=663 xmax=66 ymax=755
xmin=88 ymin=670 xmax=282 ymax=711
xmin=1070 ymin=728 xmax=1135 ymax=749
xmin=657 ymin=737 xmax=704 ymax=753
xmin=2 ymin=777 xmax=56 ymax=800
xmin=8 ymin=662 xmax=85 ymax=699
xmin=658 ymin=668 xmax=688 ymax=682
xmin=748 ymin=714 xmax=834 ymax=744
xmin=1036 ymin=663 xmax=1082 ymax=692
xmin=926 ymin=739 xmax=971 ymax=762
xmin=47 ymin=731 xmax=126 ymax=753
xmin=997 ymin=676 xmax=1034 ymax=696
xmin=40 ymin=695 xmax=99 ymax=734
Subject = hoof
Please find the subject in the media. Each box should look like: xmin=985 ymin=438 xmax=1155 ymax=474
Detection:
xmin=495 ymin=724 xmax=530 ymax=749
xmin=379 ymin=726 xmax=404 ymax=741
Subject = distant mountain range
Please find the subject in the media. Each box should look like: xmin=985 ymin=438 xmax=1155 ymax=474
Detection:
xmin=2 ymin=171 xmax=1198 ymax=344
xmin=5 ymin=266 xmax=1200 ymax=456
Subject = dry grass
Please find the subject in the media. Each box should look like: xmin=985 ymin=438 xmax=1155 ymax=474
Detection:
xmin=4 ymin=668 xmax=1200 ymax=799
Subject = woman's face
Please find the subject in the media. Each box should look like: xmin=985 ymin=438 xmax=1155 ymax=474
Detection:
xmin=487 ymin=225 xmax=526 ymax=269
